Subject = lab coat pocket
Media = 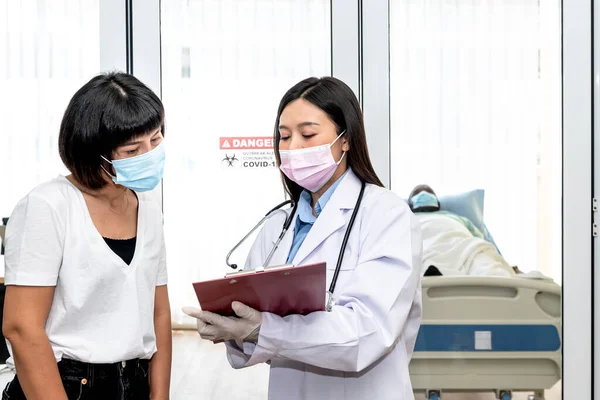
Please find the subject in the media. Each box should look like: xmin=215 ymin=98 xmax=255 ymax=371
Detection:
xmin=325 ymin=240 xmax=359 ymax=271
xmin=324 ymin=240 xmax=359 ymax=294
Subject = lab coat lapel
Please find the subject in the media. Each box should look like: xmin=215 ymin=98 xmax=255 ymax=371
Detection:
xmin=268 ymin=209 xmax=297 ymax=266
xmin=292 ymin=170 xmax=362 ymax=266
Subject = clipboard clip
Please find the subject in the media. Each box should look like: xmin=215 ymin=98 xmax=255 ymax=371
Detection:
xmin=225 ymin=264 xmax=293 ymax=277
xmin=326 ymin=291 xmax=335 ymax=312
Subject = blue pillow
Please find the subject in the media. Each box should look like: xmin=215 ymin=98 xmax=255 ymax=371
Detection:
xmin=437 ymin=189 xmax=501 ymax=254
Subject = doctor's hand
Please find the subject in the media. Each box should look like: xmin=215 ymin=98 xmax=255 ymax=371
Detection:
xmin=181 ymin=307 xmax=236 ymax=342
xmin=182 ymin=301 xmax=262 ymax=347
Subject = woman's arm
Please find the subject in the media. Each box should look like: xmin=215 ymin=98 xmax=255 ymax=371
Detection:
xmin=3 ymin=285 xmax=68 ymax=400
xmin=149 ymin=285 xmax=172 ymax=399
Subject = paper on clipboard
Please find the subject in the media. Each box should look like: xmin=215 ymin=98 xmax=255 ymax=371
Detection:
xmin=192 ymin=262 xmax=326 ymax=317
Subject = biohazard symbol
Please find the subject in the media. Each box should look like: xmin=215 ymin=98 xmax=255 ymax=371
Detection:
xmin=222 ymin=153 xmax=239 ymax=167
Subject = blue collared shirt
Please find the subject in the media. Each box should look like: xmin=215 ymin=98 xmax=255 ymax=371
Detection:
xmin=286 ymin=170 xmax=349 ymax=264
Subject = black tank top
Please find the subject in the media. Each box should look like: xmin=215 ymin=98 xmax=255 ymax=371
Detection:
xmin=103 ymin=237 xmax=137 ymax=265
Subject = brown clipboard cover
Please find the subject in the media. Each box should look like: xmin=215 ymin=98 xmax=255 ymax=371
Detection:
xmin=192 ymin=262 xmax=326 ymax=317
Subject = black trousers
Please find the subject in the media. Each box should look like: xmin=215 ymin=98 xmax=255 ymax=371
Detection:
xmin=2 ymin=358 xmax=150 ymax=400
xmin=0 ymin=285 xmax=10 ymax=363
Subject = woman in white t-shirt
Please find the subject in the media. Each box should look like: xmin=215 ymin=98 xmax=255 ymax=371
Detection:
xmin=2 ymin=72 xmax=172 ymax=399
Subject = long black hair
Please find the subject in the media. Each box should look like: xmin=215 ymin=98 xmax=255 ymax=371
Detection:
xmin=273 ymin=77 xmax=384 ymax=201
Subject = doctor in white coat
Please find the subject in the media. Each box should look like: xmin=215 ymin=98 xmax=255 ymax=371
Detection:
xmin=184 ymin=77 xmax=423 ymax=399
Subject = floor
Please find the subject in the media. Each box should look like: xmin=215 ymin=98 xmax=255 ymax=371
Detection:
xmin=0 ymin=330 xmax=562 ymax=399
xmin=171 ymin=331 xmax=561 ymax=400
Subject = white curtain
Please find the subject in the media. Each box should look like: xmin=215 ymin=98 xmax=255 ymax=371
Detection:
xmin=160 ymin=0 xmax=332 ymax=327
xmin=2 ymin=0 xmax=563 ymax=329
xmin=389 ymin=0 xmax=562 ymax=281
xmin=0 ymin=0 xmax=99 ymax=233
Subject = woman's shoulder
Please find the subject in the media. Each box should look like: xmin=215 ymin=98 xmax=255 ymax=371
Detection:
xmin=363 ymin=183 xmax=411 ymax=215
xmin=19 ymin=176 xmax=79 ymax=208
xmin=359 ymin=184 xmax=421 ymax=240
xmin=7 ymin=176 xmax=78 ymax=227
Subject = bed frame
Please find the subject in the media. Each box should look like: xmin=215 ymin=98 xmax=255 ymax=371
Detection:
xmin=410 ymin=276 xmax=561 ymax=400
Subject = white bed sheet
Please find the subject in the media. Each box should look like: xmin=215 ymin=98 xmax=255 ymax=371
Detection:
xmin=417 ymin=213 xmax=515 ymax=277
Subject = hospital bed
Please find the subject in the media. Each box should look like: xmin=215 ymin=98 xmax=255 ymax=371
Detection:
xmin=410 ymin=275 xmax=561 ymax=400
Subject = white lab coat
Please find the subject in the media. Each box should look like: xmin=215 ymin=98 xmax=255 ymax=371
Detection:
xmin=226 ymin=169 xmax=423 ymax=400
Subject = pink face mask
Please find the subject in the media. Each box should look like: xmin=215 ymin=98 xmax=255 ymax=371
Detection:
xmin=279 ymin=131 xmax=346 ymax=193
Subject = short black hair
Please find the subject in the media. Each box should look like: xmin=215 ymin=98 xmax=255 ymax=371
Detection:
xmin=59 ymin=71 xmax=165 ymax=190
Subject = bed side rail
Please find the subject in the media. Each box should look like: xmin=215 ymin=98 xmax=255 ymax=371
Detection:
xmin=421 ymin=276 xmax=561 ymax=322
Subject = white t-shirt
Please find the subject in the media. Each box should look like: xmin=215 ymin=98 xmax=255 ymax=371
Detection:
xmin=3 ymin=176 xmax=167 ymax=367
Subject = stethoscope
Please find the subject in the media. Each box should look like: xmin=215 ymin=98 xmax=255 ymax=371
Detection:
xmin=226 ymin=181 xmax=366 ymax=312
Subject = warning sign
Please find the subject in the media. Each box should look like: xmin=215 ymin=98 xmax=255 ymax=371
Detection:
xmin=219 ymin=137 xmax=274 ymax=150
xmin=219 ymin=137 xmax=277 ymax=169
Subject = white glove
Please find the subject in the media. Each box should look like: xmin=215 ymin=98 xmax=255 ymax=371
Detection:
xmin=183 ymin=301 xmax=262 ymax=347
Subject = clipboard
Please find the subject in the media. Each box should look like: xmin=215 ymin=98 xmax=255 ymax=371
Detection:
xmin=192 ymin=262 xmax=326 ymax=317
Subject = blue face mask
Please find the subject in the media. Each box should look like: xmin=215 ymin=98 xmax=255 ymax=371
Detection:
xmin=410 ymin=190 xmax=439 ymax=210
xmin=101 ymin=142 xmax=165 ymax=192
